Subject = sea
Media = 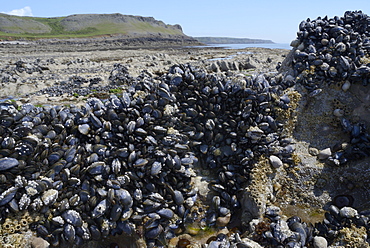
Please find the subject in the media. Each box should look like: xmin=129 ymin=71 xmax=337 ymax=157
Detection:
xmin=190 ymin=43 xmax=291 ymax=50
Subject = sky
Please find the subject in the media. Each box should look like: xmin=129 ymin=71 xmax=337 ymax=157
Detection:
xmin=1 ymin=0 xmax=370 ymax=43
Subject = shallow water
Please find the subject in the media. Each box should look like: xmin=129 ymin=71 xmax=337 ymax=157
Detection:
xmin=191 ymin=43 xmax=291 ymax=50
xmin=208 ymin=51 xmax=253 ymax=61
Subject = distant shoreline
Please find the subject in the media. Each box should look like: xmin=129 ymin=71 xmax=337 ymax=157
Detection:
xmin=189 ymin=43 xmax=291 ymax=50
xmin=194 ymin=36 xmax=274 ymax=44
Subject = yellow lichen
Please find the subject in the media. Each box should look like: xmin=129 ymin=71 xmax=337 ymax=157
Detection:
xmin=334 ymin=225 xmax=369 ymax=248
xmin=291 ymin=153 xmax=301 ymax=165
xmin=275 ymin=89 xmax=301 ymax=137
xmin=360 ymin=55 xmax=370 ymax=64
xmin=132 ymin=90 xmax=147 ymax=100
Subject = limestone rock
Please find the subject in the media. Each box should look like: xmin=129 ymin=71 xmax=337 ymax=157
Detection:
xmin=241 ymin=191 xmax=266 ymax=224
xmin=216 ymin=213 xmax=231 ymax=227
xmin=241 ymin=57 xmax=257 ymax=70
xmin=318 ymin=148 xmax=331 ymax=160
xmin=340 ymin=207 xmax=358 ymax=218
xmin=31 ymin=236 xmax=50 ymax=248
xmin=308 ymin=147 xmax=319 ymax=156
xmin=313 ymin=236 xmax=328 ymax=248
xmin=269 ymin=155 xmax=283 ymax=168
xmin=240 ymin=238 xmax=264 ymax=248
xmin=210 ymin=62 xmax=219 ymax=72
xmin=219 ymin=60 xmax=230 ymax=71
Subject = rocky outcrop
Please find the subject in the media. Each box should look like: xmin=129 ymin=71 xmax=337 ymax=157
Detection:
xmin=241 ymin=10 xmax=370 ymax=247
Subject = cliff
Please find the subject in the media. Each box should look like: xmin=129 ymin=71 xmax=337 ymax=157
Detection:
xmin=0 ymin=13 xmax=194 ymax=42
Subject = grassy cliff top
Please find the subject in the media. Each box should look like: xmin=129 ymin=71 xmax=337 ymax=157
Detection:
xmin=0 ymin=13 xmax=186 ymax=40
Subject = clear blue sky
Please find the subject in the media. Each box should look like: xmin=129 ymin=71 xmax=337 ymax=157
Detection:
xmin=1 ymin=0 xmax=370 ymax=43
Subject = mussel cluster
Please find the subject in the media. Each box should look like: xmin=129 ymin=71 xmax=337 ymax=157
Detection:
xmin=0 ymin=61 xmax=294 ymax=247
xmin=248 ymin=10 xmax=370 ymax=247
xmin=291 ymin=10 xmax=370 ymax=90
xmin=2 ymin=9 xmax=370 ymax=248
xmin=290 ymin=10 xmax=370 ymax=167
xmin=255 ymin=198 xmax=370 ymax=248
xmin=35 ymin=63 xmax=134 ymax=97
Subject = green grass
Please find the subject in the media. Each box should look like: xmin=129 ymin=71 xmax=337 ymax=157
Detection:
xmin=109 ymin=88 xmax=123 ymax=94
xmin=0 ymin=14 xmax=184 ymax=40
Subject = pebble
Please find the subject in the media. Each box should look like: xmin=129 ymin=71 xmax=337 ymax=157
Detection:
xmin=168 ymin=237 xmax=179 ymax=248
xmin=31 ymin=236 xmax=50 ymax=248
xmin=333 ymin=108 xmax=344 ymax=117
xmin=313 ymin=236 xmax=328 ymax=248
xmin=340 ymin=206 xmax=358 ymax=218
xmin=318 ymin=148 xmax=331 ymax=160
xmin=269 ymin=155 xmax=283 ymax=168
xmin=78 ymin=124 xmax=90 ymax=135
xmin=240 ymin=239 xmax=263 ymax=248
xmin=216 ymin=213 xmax=231 ymax=227
xmin=342 ymin=81 xmax=351 ymax=92
xmin=308 ymin=147 xmax=319 ymax=156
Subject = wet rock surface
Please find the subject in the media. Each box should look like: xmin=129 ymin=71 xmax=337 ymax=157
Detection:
xmin=1 ymin=10 xmax=370 ymax=248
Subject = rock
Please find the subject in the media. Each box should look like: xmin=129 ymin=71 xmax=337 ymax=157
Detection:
xmin=210 ymin=62 xmax=220 ymax=72
xmin=318 ymin=148 xmax=331 ymax=160
xmin=340 ymin=207 xmax=358 ymax=218
xmin=241 ymin=191 xmax=266 ymax=225
xmin=241 ymin=57 xmax=257 ymax=70
xmin=333 ymin=109 xmax=344 ymax=117
xmin=78 ymin=124 xmax=90 ymax=135
xmin=240 ymin=238 xmax=264 ymax=248
xmin=31 ymin=236 xmax=50 ymax=248
xmin=168 ymin=237 xmax=179 ymax=248
xmin=216 ymin=213 xmax=231 ymax=227
xmin=313 ymin=236 xmax=328 ymax=248
xmin=342 ymin=81 xmax=351 ymax=92
xmin=308 ymin=147 xmax=319 ymax=156
xmin=219 ymin=61 xmax=230 ymax=71
xmin=230 ymin=61 xmax=239 ymax=71
xmin=269 ymin=155 xmax=283 ymax=168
